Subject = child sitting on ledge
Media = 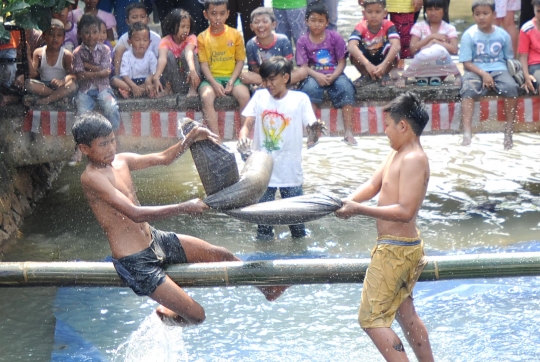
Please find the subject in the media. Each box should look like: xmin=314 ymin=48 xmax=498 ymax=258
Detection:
xmin=24 ymin=19 xmax=77 ymax=107
xmin=402 ymin=0 xmax=460 ymax=87
xmin=112 ymin=22 xmax=157 ymax=99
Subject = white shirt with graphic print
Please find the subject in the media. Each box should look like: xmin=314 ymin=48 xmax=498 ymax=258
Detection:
xmin=242 ymin=88 xmax=317 ymax=187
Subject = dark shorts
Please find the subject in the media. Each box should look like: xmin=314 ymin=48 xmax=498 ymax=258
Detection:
xmin=359 ymin=43 xmax=393 ymax=66
xmin=112 ymin=227 xmax=188 ymax=296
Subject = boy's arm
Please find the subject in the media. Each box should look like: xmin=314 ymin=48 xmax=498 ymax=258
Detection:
xmin=153 ymin=47 xmax=168 ymax=91
xmin=519 ymin=53 xmax=536 ymax=93
xmin=374 ymin=38 xmax=400 ymax=78
xmin=224 ymin=60 xmax=244 ymax=94
xmin=113 ymin=43 xmax=127 ymax=77
xmin=327 ymin=57 xmax=346 ymax=83
xmin=29 ymin=48 xmax=41 ymax=79
xmin=238 ymin=116 xmax=255 ymax=140
xmin=121 ymin=126 xmax=219 ymax=171
xmin=82 ymin=170 xmax=207 ymax=223
xmin=337 ymin=153 xmax=428 ymax=222
xmin=463 ymin=61 xmax=494 ymax=88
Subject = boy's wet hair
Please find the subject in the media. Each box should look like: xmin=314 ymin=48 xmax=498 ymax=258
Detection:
xmin=531 ymin=0 xmax=540 ymax=7
xmin=364 ymin=0 xmax=387 ymax=8
xmin=259 ymin=56 xmax=293 ymax=85
xmin=72 ymin=112 xmax=114 ymax=146
xmin=163 ymin=8 xmax=194 ymax=38
xmin=471 ymin=0 xmax=495 ymax=12
xmin=383 ymin=92 xmax=429 ymax=136
xmin=250 ymin=7 xmax=276 ymax=23
xmin=125 ymin=2 xmax=147 ymax=19
xmin=128 ymin=22 xmax=150 ymax=39
xmin=48 ymin=19 xmax=66 ymax=35
xmin=77 ymin=14 xmax=100 ymax=36
xmin=305 ymin=0 xmax=329 ymax=21
xmin=204 ymin=0 xmax=229 ymax=11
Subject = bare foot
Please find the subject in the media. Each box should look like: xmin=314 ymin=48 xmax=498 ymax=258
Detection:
xmin=23 ymin=95 xmax=37 ymax=107
xmin=155 ymin=305 xmax=187 ymax=326
xmin=461 ymin=133 xmax=472 ymax=146
xmin=118 ymin=88 xmax=130 ymax=99
xmin=343 ymin=130 xmax=358 ymax=146
xmin=186 ymin=88 xmax=198 ymax=98
xmin=155 ymin=85 xmax=173 ymax=99
xmin=394 ymin=77 xmax=406 ymax=88
xmin=259 ymin=285 xmax=289 ymax=301
xmin=36 ymin=98 xmax=51 ymax=106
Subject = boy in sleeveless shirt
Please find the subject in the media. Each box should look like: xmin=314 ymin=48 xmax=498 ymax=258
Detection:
xmin=24 ymin=19 xmax=77 ymax=106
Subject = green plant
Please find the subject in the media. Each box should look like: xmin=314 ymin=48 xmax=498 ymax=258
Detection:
xmin=0 ymin=0 xmax=71 ymax=42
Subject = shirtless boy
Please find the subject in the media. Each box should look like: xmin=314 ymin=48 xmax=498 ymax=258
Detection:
xmin=335 ymin=92 xmax=434 ymax=362
xmin=72 ymin=112 xmax=286 ymax=325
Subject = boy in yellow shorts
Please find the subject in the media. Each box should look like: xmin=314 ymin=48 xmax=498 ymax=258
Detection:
xmin=336 ymin=92 xmax=434 ymax=362
xmin=198 ymin=0 xmax=251 ymax=140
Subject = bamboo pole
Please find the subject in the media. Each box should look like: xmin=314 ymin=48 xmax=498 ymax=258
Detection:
xmin=1 ymin=252 xmax=540 ymax=287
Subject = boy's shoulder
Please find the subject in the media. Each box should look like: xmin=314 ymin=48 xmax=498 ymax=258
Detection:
xmin=521 ymin=19 xmax=537 ymax=33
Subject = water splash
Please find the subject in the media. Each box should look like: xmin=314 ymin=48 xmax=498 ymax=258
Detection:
xmin=112 ymin=312 xmax=188 ymax=362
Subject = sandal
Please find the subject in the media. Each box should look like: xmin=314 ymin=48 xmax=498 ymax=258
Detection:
xmin=416 ymin=77 xmax=428 ymax=86
xmin=429 ymin=77 xmax=442 ymax=86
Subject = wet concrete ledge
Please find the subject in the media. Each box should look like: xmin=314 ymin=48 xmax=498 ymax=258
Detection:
xmin=20 ymin=82 xmax=465 ymax=113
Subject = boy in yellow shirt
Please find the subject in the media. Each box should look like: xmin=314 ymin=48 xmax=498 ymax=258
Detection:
xmin=198 ymin=0 xmax=251 ymax=140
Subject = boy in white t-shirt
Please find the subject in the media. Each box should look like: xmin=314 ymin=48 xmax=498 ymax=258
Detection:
xmin=238 ymin=56 xmax=321 ymax=240
xmin=112 ymin=22 xmax=157 ymax=98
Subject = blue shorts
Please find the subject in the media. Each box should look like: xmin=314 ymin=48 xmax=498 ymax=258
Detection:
xmin=298 ymin=73 xmax=356 ymax=108
xmin=112 ymin=227 xmax=188 ymax=296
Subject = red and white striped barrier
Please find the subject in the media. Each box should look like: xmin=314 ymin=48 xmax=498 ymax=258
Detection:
xmin=23 ymin=98 xmax=540 ymax=139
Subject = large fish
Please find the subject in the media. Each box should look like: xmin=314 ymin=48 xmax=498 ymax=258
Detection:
xmin=180 ymin=118 xmax=342 ymax=224
xmin=224 ymin=193 xmax=343 ymax=225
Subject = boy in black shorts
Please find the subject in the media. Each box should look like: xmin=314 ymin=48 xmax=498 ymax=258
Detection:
xmin=72 ymin=112 xmax=286 ymax=325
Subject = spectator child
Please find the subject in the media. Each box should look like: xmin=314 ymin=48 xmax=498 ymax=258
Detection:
xmin=239 ymin=57 xmax=320 ymax=240
xmin=459 ymin=0 xmax=518 ymax=149
xmin=518 ymin=0 xmax=540 ymax=95
xmin=112 ymin=22 xmax=157 ymax=99
xmin=98 ymin=18 xmax=114 ymax=52
xmin=241 ymin=7 xmax=307 ymax=86
xmin=296 ymin=0 xmax=358 ymax=146
xmin=53 ymin=4 xmax=78 ymax=52
xmin=198 ymin=0 xmax=251 ymax=140
xmin=24 ymin=19 xmax=77 ymax=106
xmin=73 ymin=14 xmax=120 ymax=138
xmin=153 ymin=8 xmax=201 ymax=98
xmin=348 ymin=0 xmax=402 ymax=87
xmin=71 ymin=0 xmax=117 ymax=42
xmin=272 ymin=0 xmax=307 ymax=45
xmin=402 ymin=0 xmax=460 ymax=86
xmin=385 ymin=0 xmax=423 ymax=60
xmin=113 ymin=2 xmax=160 ymax=78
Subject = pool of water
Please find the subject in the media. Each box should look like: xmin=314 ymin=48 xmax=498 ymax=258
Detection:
xmin=2 ymin=133 xmax=540 ymax=361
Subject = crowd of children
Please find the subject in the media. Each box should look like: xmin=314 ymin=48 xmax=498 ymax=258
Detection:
xmin=2 ymin=0 xmax=540 ymax=150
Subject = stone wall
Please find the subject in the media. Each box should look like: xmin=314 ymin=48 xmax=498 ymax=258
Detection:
xmin=0 ymin=105 xmax=63 ymax=251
